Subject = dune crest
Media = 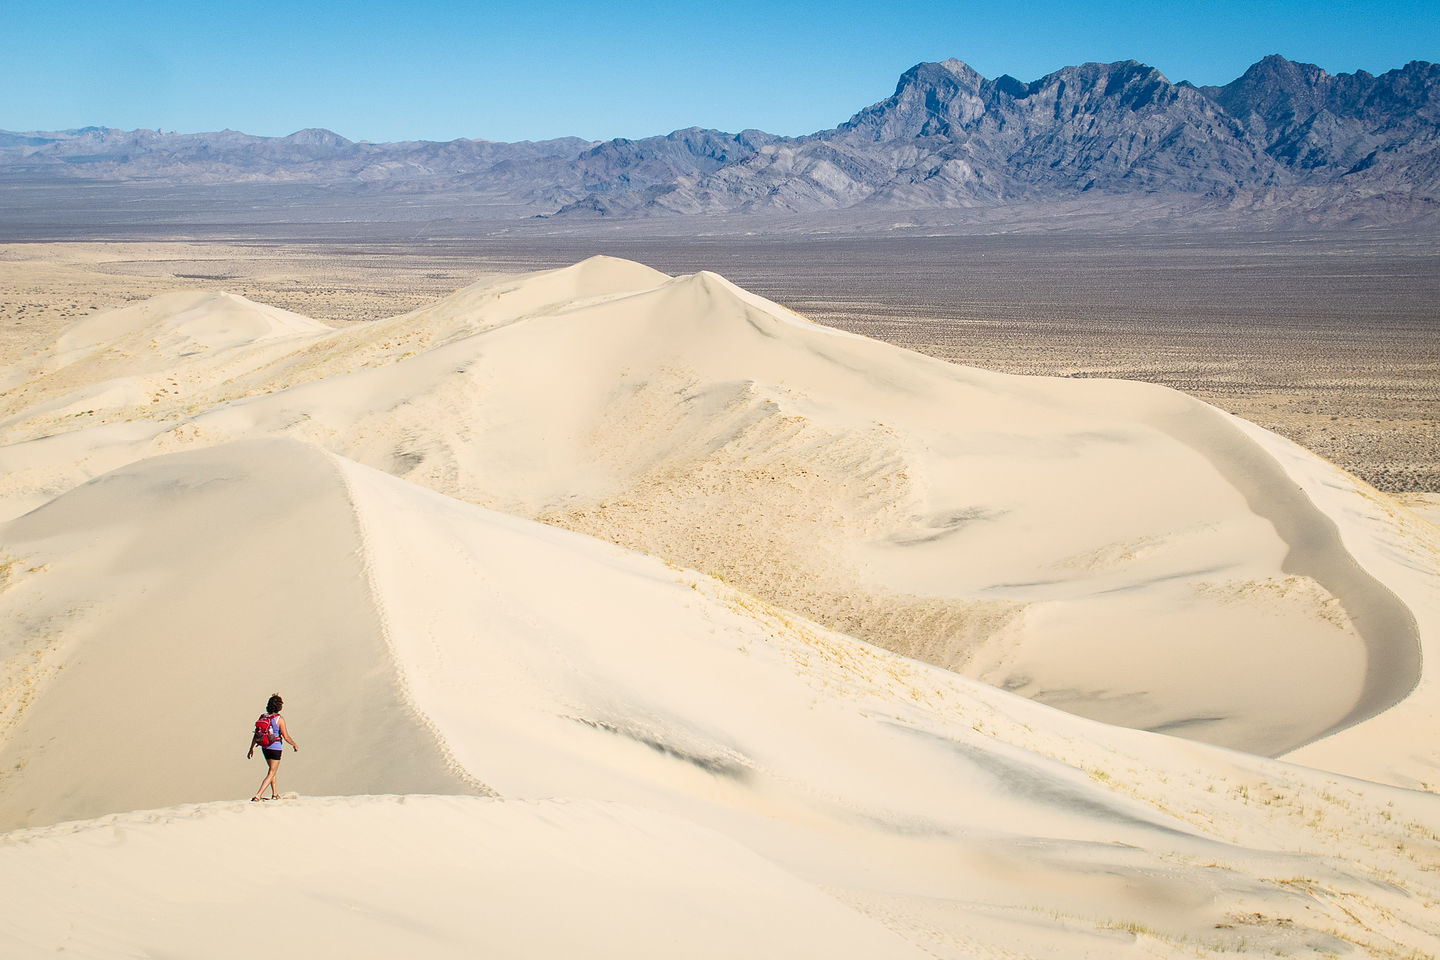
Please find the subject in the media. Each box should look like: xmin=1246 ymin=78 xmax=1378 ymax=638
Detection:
xmin=0 ymin=439 xmax=477 ymax=830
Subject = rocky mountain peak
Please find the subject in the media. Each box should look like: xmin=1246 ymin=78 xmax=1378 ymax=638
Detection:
xmin=1024 ymin=59 xmax=1186 ymax=113
xmin=281 ymin=128 xmax=353 ymax=149
xmin=1205 ymin=55 xmax=1332 ymax=123
xmin=836 ymin=59 xmax=989 ymax=141
xmin=934 ymin=58 xmax=986 ymax=84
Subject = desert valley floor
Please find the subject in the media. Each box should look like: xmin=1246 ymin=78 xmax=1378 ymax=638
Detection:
xmin=0 ymin=239 xmax=1437 ymax=958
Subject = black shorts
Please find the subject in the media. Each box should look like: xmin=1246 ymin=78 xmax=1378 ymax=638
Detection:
xmin=262 ymin=747 xmax=282 ymax=762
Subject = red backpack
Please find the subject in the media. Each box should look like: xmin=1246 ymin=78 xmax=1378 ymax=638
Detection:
xmin=254 ymin=714 xmax=277 ymax=748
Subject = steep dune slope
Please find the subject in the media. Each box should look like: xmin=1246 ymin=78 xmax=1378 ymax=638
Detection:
xmin=0 ymin=439 xmax=476 ymax=830
xmin=1 ymin=440 xmax=1437 ymax=958
xmin=0 ymin=259 xmax=1429 ymax=769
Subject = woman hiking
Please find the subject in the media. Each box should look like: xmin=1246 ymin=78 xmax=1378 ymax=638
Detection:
xmin=247 ymin=693 xmax=298 ymax=801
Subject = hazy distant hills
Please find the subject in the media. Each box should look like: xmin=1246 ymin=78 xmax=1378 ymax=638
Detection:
xmin=0 ymin=125 xmax=597 ymax=187
xmin=3 ymin=54 xmax=1437 ymax=228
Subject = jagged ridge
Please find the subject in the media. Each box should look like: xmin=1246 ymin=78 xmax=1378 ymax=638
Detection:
xmin=2 ymin=55 xmax=1436 ymax=224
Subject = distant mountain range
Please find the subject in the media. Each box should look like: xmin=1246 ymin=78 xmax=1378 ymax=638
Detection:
xmin=3 ymin=54 xmax=1437 ymax=227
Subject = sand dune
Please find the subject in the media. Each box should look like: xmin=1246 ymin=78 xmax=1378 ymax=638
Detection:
xmin=0 ymin=797 xmax=932 ymax=960
xmin=0 ymin=440 xmax=472 ymax=830
xmin=2 ymin=439 xmax=1438 ymax=957
xmin=0 ymin=258 xmax=1431 ymax=773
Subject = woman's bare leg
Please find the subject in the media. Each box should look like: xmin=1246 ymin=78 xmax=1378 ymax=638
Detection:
xmin=253 ymin=758 xmax=280 ymax=800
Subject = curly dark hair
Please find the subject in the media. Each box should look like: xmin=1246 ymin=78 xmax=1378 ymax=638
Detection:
xmin=266 ymin=693 xmax=284 ymax=714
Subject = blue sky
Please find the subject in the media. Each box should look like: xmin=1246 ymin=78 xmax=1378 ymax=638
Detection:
xmin=4 ymin=0 xmax=1435 ymax=142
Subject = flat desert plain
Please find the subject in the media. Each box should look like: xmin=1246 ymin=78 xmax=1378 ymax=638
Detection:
xmin=0 ymin=239 xmax=1438 ymax=958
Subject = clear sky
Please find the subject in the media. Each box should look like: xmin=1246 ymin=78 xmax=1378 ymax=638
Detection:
xmin=4 ymin=0 xmax=1436 ymax=143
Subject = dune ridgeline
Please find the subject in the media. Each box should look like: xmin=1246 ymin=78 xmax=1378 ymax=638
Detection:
xmin=1 ymin=258 xmax=1438 ymax=957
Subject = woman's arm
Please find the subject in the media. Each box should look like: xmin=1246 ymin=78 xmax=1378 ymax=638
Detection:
xmin=247 ymin=729 xmax=257 ymax=758
xmin=279 ymin=716 xmax=298 ymax=751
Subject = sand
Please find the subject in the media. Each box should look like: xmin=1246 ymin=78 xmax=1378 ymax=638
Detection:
xmin=0 ymin=437 xmax=1436 ymax=957
xmin=1395 ymin=492 xmax=1440 ymax=528
xmin=0 ymin=258 xmax=1426 ymax=763
xmin=1 ymin=258 xmax=1438 ymax=958
xmin=3 ymin=236 xmax=1436 ymax=495
xmin=0 ymin=796 xmax=938 ymax=959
